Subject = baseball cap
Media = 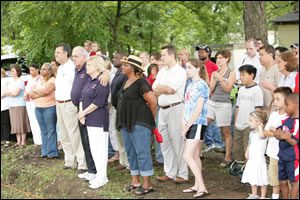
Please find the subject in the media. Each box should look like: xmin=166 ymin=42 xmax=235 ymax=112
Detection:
xmin=195 ymin=45 xmax=211 ymax=53
xmin=290 ymin=42 xmax=299 ymax=49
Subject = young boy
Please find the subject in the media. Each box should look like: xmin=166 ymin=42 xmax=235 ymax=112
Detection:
xmin=274 ymin=93 xmax=299 ymax=199
xmin=264 ymin=87 xmax=293 ymax=199
xmin=233 ymin=64 xmax=264 ymax=162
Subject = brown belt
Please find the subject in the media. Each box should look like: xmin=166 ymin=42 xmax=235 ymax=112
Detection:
xmin=56 ymin=99 xmax=71 ymax=103
xmin=160 ymin=101 xmax=183 ymax=109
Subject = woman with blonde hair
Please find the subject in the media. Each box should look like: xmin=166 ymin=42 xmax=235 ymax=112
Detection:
xmin=78 ymin=56 xmax=110 ymax=189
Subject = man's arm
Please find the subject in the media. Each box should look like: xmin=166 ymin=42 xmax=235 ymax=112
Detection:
xmin=153 ymin=84 xmax=175 ymax=96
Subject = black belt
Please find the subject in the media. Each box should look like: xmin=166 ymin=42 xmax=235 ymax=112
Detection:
xmin=57 ymin=99 xmax=71 ymax=103
xmin=160 ymin=101 xmax=183 ymax=109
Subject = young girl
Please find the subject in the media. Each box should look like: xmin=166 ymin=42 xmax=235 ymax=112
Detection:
xmin=241 ymin=111 xmax=268 ymax=199
xmin=182 ymin=58 xmax=210 ymax=198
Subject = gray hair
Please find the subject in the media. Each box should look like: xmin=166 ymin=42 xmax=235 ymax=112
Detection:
xmin=73 ymin=46 xmax=89 ymax=58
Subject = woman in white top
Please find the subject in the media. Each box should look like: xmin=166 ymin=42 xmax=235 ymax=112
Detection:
xmin=24 ymin=64 xmax=42 ymax=145
xmin=277 ymin=51 xmax=298 ymax=90
xmin=1 ymin=68 xmax=12 ymax=146
xmin=4 ymin=65 xmax=31 ymax=147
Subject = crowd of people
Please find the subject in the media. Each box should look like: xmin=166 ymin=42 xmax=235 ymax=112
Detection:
xmin=1 ymin=39 xmax=299 ymax=199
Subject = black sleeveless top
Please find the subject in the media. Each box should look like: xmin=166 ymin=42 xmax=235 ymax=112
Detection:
xmin=117 ymin=78 xmax=156 ymax=132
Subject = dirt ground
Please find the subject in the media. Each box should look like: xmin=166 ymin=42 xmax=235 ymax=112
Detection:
xmin=1 ymin=141 xmax=266 ymax=199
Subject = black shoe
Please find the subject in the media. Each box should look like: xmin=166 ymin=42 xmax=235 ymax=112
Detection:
xmin=47 ymin=156 xmax=59 ymax=159
xmin=63 ymin=166 xmax=74 ymax=170
xmin=38 ymin=155 xmax=47 ymax=158
xmin=153 ymin=161 xmax=164 ymax=166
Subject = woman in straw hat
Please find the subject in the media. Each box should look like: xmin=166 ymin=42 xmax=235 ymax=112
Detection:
xmin=117 ymin=55 xmax=157 ymax=195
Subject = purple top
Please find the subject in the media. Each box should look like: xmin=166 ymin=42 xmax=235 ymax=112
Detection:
xmin=80 ymin=75 xmax=110 ymax=131
xmin=71 ymin=64 xmax=89 ymax=107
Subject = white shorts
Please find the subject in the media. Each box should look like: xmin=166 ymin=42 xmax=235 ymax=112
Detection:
xmin=207 ymin=100 xmax=232 ymax=127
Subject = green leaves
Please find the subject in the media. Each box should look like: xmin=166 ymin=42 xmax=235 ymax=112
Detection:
xmin=1 ymin=1 xmax=295 ymax=64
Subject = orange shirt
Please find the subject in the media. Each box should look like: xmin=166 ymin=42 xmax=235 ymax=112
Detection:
xmin=34 ymin=77 xmax=56 ymax=108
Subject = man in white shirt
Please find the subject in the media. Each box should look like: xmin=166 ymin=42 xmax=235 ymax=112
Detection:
xmin=153 ymin=45 xmax=188 ymax=183
xmin=237 ymin=38 xmax=263 ymax=83
xmin=55 ymin=43 xmax=87 ymax=172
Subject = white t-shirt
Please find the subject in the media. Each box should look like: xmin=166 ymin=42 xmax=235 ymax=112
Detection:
xmin=1 ymin=77 xmax=11 ymax=111
xmin=278 ymin=71 xmax=297 ymax=91
xmin=152 ymin=63 xmax=186 ymax=107
xmin=235 ymin=84 xmax=264 ymax=130
xmin=55 ymin=59 xmax=76 ymax=101
xmin=6 ymin=78 xmax=25 ymax=107
xmin=264 ymin=111 xmax=288 ymax=160
xmin=236 ymin=53 xmax=262 ymax=83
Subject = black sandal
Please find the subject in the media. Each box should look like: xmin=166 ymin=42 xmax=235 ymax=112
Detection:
xmin=123 ymin=184 xmax=141 ymax=192
xmin=135 ymin=187 xmax=154 ymax=195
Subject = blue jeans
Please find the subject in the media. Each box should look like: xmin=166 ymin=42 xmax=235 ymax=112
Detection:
xmin=121 ymin=124 xmax=154 ymax=176
xmin=204 ymin=121 xmax=224 ymax=147
xmin=35 ymin=106 xmax=58 ymax=157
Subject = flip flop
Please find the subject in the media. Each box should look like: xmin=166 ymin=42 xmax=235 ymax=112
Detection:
xmin=193 ymin=191 xmax=209 ymax=198
xmin=135 ymin=187 xmax=154 ymax=195
xmin=123 ymin=184 xmax=141 ymax=192
xmin=182 ymin=188 xmax=197 ymax=193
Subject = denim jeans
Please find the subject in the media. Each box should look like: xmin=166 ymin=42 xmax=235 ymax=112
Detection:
xmin=121 ymin=124 xmax=154 ymax=176
xmin=204 ymin=121 xmax=224 ymax=147
xmin=35 ymin=105 xmax=58 ymax=157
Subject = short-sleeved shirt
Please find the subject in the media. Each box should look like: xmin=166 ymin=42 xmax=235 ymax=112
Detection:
xmin=278 ymin=71 xmax=298 ymax=91
xmin=117 ymin=78 xmax=155 ymax=132
xmin=24 ymin=76 xmax=40 ymax=102
xmin=81 ymin=75 xmax=110 ymax=131
xmin=7 ymin=78 xmax=25 ymax=107
xmin=277 ymin=116 xmax=299 ymax=161
xmin=259 ymin=64 xmax=282 ymax=109
xmin=184 ymin=79 xmax=209 ymax=125
xmin=236 ymin=53 xmax=262 ymax=83
xmin=235 ymin=84 xmax=264 ymax=130
xmin=1 ymin=77 xmax=11 ymax=111
xmin=265 ymin=111 xmax=288 ymax=160
xmin=152 ymin=64 xmax=186 ymax=107
xmin=204 ymin=59 xmax=218 ymax=81
xmin=111 ymin=69 xmax=127 ymax=108
xmin=55 ymin=59 xmax=76 ymax=101
xmin=71 ymin=64 xmax=89 ymax=107
xmin=34 ymin=77 xmax=56 ymax=108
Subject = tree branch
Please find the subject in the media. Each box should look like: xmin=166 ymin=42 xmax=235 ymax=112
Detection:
xmin=120 ymin=2 xmax=145 ymax=17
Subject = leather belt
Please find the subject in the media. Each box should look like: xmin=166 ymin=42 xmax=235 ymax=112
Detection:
xmin=160 ymin=101 xmax=183 ymax=110
xmin=57 ymin=99 xmax=71 ymax=103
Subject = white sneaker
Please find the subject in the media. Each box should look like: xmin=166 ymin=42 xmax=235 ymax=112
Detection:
xmin=78 ymin=171 xmax=89 ymax=179
xmin=247 ymin=194 xmax=260 ymax=199
xmin=202 ymin=144 xmax=216 ymax=153
xmin=85 ymin=173 xmax=96 ymax=181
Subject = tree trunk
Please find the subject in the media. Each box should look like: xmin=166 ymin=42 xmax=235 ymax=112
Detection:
xmin=112 ymin=1 xmax=122 ymax=51
xmin=243 ymin=1 xmax=268 ymax=44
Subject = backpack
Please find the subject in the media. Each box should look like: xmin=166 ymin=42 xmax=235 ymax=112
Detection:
xmin=228 ymin=160 xmax=246 ymax=177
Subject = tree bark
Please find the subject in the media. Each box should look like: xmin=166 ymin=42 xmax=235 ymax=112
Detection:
xmin=243 ymin=1 xmax=268 ymax=44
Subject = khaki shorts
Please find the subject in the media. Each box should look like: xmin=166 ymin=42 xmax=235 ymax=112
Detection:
xmin=207 ymin=100 xmax=232 ymax=127
xmin=268 ymin=157 xmax=280 ymax=186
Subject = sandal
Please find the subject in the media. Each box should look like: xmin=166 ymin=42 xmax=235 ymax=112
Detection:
xmin=182 ymin=188 xmax=197 ymax=193
xmin=135 ymin=187 xmax=154 ymax=195
xmin=193 ymin=191 xmax=209 ymax=198
xmin=13 ymin=144 xmax=20 ymax=148
xmin=123 ymin=184 xmax=141 ymax=192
